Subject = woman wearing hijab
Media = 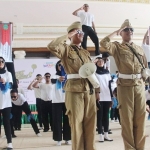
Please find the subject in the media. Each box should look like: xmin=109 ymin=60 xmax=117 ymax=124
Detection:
xmin=0 ymin=57 xmax=13 ymax=149
xmin=51 ymin=60 xmax=71 ymax=146
xmin=95 ymin=56 xmax=113 ymax=142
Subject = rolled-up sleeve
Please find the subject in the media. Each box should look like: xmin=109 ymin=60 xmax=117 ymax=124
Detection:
xmin=100 ymin=36 xmax=117 ymax=56
xmin=47 ymin=35 xmax=68 ymax=59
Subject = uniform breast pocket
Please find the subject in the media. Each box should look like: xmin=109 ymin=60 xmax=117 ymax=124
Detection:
xmin=119 ymin=50 xmax=133 ymax=63
xmin=68 ymin=53 xmax=80 ymax=64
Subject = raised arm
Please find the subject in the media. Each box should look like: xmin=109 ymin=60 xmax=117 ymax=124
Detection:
xmin=32 ymin=80 xmax=40 ymax=88
xmin=47 ymin=35 xmax=68 ymax=59
xmin=27 ymin=79 xmax=36 ymax=90
xmin=143 ymin=30 xmax=148 ymax=44
xmin=47 ymin=31 xmax=79 ymax=59
xmin=72 ymin=6 xmax=84 ymax=16
xmin=100 ymin=27 xmax=126 ymax=55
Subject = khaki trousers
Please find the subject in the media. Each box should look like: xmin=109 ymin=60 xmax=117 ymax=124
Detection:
xmin=65 ymin=91 xmax=96 ymax=150
xmin=117 ymin=83 xmax=146 ymax=150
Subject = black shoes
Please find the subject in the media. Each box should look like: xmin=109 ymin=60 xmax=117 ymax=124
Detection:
xmin=12 ymin=134 xmax=17 ymax=138
xmin=43 ymin=129 xmax=49 ymax=132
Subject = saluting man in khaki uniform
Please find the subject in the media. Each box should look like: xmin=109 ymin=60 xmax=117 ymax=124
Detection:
xmin=47 ymin=22 xmax=100 ymax=150
xmin=100 ymin=19 xmax=147 ymax=150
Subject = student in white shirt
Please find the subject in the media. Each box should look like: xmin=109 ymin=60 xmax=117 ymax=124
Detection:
xmin=33 ymin=73 xmax=53 ymax=132
xmin=72 ymin=4 xmax=100 ymax=56
xmin=95 ymin=56 xmax=113 ymax=142
xmin=0 ymin=57 xmax=13 ymax=149
xmin=27 ymin=74 xmax=43 ymax=129
xmin=142 ymin=29 xmax=150 ymax=68
xmin=51 ymin=60 xmax=71 ymax=146
xmin=10 ymin=89 xmax=41 ymax=137
xmin=13 ymin=79 xmax=25 ymax=131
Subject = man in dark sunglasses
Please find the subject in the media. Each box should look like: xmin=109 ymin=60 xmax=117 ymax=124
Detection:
xmin=33 ymin=72 xmax=53 ymax=132
xmin=72 ymin=4 xmax=100 ymax=56
xmin=27 ymin=74 xmax=43 ymax=130
xmin=48 ymin=22 xmax=100 ymax=150
xmin=100 ymin=19 xmax=147 ymax=150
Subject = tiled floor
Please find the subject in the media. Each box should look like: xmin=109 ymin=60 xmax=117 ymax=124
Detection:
xmin=0 ymin=121 xmax=150 ymax=150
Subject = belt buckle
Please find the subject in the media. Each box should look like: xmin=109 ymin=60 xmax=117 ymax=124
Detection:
xmin=132 ymin=74 xmax=137 ymax=79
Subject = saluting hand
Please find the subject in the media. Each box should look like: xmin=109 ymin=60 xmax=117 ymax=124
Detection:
xmin=116 ymin=26 xmax=128 ymax=36
xmin=68 ymin=30 xmax=78 ymax=39
xmin=80 ymin=5 xmax=84 ymax=10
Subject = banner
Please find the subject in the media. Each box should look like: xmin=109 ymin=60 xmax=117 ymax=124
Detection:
xmin=14 ymin=59 xmax=59 ymax=104
xmin=0 ymin=23 xmax=12 ymax=62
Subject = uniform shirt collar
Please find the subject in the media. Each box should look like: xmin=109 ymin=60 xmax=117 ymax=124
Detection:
xmin=70 ymin=44 xmax=83 ymax=50
xmin=121 ymin=41 xmax=134 ymax=46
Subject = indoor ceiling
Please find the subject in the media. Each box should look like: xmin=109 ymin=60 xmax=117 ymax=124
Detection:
xmin=0 ymin=0 xmax=149 ymax=27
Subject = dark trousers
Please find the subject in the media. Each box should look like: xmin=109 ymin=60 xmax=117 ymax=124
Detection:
xmin=41 ymin=100 xmax=53 ymax=131
xmin=0 ymin=107 xmax=12 ymax=143
xmin=52 ymin=103 xmax=71 ymax=141
xmin=10 ymin=118 xmax=15 ymax=136
xmin=13 ymin=106 xmax=22 ymax=130
xmin=110 ymin=108 xmax=118 ymax=120
xmin=36 ymin=98 xmax=43 ymax=127
xmin=82 ymin=25 xmax=100 ymax=56
xmin=12 ymin=102 xmax=39 ymax=134
xmin=97 ymin=101 xmax=111 ymax=134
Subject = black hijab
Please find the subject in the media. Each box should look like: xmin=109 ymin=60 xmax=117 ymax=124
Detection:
xmin=96 ymin=57 xmax=109 ymax=75
xmin=55 ymin=60 xmax=61 ymax=76
xmin=0 ymin=57 xmax=6 ymax=74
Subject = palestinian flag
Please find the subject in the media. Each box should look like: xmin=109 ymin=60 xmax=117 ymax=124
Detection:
xmin=0 ymin=23 xmax=12 ymax=62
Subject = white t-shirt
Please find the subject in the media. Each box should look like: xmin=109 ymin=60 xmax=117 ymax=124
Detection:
xmin=12 ymin=93 xmax=26 ymax=106
xmin=39 ymin=83 xmax=52 ymax=101
xmin=145 ymin=90 xmax=150 ymax=101
xmin=77 ymin=11 xmax=94 ymax=27
xmin=142 ymin=44 xmax=150 ymax=62
xmin=33 ymin=83 xmax=41 ymax=99
xmin=111 ymin=80 xmax=117 ymax=93
xmin=0 ymin=71 xmax=13 ymax=109
xmin=51 ymin=75 xmax=65 ymax=103
xmin=96 ymin=73 xmax=112 ymax=102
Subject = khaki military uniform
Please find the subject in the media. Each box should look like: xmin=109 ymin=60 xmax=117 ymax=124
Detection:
xmin=47 ymin=34 xmax=100 ymax=150
xmin=100 ymin=36 xmax=147 ymax=150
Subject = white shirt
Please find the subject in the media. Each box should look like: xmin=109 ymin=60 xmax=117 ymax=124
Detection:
xmin=142 ymin=44 xmax=150 ymax=62
xmin=111 ymin=80 xmax=117 ymax=93
xmin=0 ymin=71 xmax=13 ymax=109
xmin=39 ymin=83 xmax=52 ymax=101
xmin=33 ymin=88 xmax=41 ymax=99
xmin=96 ymin=73 xmax=112 ymax=102
xmin=12 ymin=93 xmax=26 ymax=106
xmin=33 ymin=83 xmax=41 ymax=99
xmin=51 ymin=75 xmax=65 ymax=103
xmin=145 ymin=90 xmax=150 ymax=101
xmin=77 ymin=11 xmax=94 ymax=27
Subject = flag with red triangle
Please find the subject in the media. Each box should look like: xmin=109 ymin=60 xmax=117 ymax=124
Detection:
xmin=0 ymin=23 xmax=12 ymax=62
